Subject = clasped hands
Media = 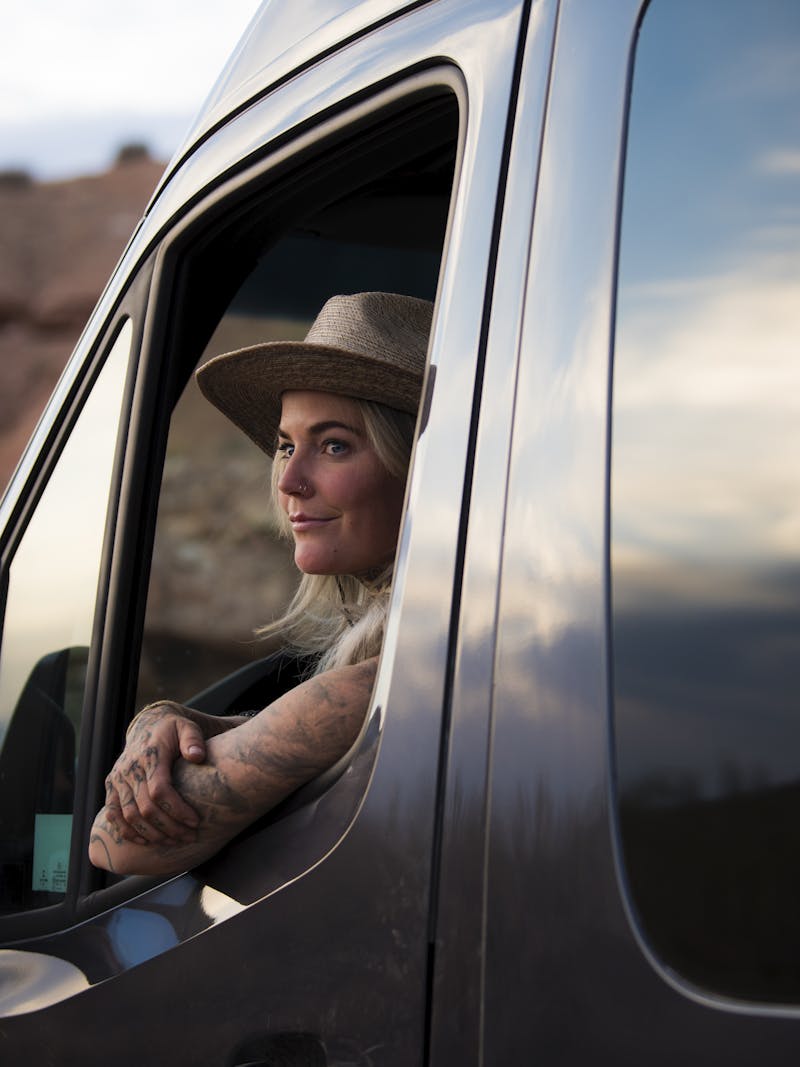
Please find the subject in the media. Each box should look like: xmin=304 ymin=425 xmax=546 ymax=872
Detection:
xmin=102 ymin=702 xmax=219 ymax=846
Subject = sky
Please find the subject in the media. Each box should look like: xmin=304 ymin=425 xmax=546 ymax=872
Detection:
xmin=0 ymin=0 xmax=263 ymax=180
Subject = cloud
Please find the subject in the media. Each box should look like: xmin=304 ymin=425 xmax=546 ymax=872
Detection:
xmin=757 ymin=149 xmax=800 ymax=176
xmin=613 ymin=248 xmax=800 ymax=566
xmin=0 ymin=0 xmax=261 ymax=174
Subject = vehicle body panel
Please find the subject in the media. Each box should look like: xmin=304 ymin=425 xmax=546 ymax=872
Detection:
xmin=2 ymin=0 xmax=800 ymax=1062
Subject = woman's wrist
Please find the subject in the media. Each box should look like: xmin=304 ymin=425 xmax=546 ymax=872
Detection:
xmin=126 ymin=701 xmax=237 ymax=741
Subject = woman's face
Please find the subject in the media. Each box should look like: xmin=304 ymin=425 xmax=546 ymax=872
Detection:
xmin=275 ymin=390 xmax=406 ymax=576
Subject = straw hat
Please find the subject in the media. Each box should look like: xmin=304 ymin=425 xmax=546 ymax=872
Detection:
xmin=196 ymin=291 xmax=432 ymax=456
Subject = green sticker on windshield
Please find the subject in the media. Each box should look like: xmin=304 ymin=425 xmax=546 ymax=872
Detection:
xmin=32 ymin=814 xmax=72 ymax=894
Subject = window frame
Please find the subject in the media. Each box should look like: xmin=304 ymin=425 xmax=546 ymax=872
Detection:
xmin=71 ymin=70 xmax=466 ymax=915
xmin=0 ymin=75 xmax=463 ymax=942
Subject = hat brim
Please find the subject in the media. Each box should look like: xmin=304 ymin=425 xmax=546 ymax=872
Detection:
xmin=196 ymin=341 xmax=423 ymax=456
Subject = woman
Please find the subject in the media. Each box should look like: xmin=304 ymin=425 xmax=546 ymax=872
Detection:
xmin=89 ymin=291 xmax=432 ymax=877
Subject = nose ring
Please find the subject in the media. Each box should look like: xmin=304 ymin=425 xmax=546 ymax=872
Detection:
xmin=299 ymin=481 xmax=308 ymax=494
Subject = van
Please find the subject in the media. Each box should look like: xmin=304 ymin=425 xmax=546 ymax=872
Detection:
xmin=1 ymin=0 xmax=799 ymax=1061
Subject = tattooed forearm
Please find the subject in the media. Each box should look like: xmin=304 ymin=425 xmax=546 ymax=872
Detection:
xmin=234 ymin=672 xmax=369 ymax=786
xmin=89 ymin=833 xmax=115 ymax=873
xmin=89 ymin=657 xmax=377 ymax=877
xmin=172 ymin=760 xmax=252 ymax=824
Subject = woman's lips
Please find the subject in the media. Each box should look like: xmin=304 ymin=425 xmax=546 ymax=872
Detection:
xmin=289 ymin=513 xmax=334 ymax=533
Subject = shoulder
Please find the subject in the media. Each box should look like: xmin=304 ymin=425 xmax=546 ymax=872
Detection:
xmin=300 ymin=656 xmax=378 ymax=707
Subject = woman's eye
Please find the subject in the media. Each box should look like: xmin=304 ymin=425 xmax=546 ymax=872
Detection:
xmin=324 ymin=439 xmax=348 ymax=456
xmin=275 ymin=441 xmax=294 ymax=458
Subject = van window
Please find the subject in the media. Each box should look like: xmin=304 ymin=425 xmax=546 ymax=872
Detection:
xmin=0 ymin=322 xmax=131 ymax=912
xmin=133 ymin=93 xmax=457 ymax=718
xmin=611 ymin=0 xmax=800 ymax=1002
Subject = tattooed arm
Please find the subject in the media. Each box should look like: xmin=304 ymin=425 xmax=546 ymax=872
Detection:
xmin=102 ymin=702 xmax=246 ymax=846
xmin=88 ymin=657 xmax=376 ymax=877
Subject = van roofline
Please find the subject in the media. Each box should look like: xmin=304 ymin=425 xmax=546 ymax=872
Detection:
xmin=148 ymin=0 xmax=431 ymax=209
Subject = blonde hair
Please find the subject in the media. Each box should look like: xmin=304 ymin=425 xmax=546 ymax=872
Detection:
xmin=258 ymin=397 xmax=416 ymax=675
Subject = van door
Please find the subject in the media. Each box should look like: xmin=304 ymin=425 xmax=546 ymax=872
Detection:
xmin=448 ymin=0 xmax=800 ymax=1062
xmin=0 ymin=0 xmax=533 ymax=1062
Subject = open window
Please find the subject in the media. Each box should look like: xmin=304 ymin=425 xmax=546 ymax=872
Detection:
xmin=134 ymin=91 xmax=457 ymax=713
xmin=0 ymin=76 xmax=461 ymax=931
xmin=84 ymin=84 xmax=461 ymax=902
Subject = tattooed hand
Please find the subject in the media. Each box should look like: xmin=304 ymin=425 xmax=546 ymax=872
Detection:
xmin=103 ymin=702 xmax=209 ymax=845
xmin=89 ymin=658 xmax=377 ymax=877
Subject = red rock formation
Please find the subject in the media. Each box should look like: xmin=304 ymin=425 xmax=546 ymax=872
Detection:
xmin=0 ymin=155 xmax=165 ymax=490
